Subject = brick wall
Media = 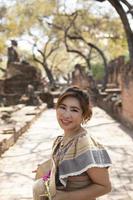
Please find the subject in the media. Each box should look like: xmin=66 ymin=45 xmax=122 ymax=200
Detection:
xmin=0 ymin=79 xmax=4 ymax=94
xmin=98 ymin=58 xmax=133 ymax=129
xmin=107 ymin=56 xmax=125 ymax=87
xmin=121 ymin=76 xmax=133 ymax=127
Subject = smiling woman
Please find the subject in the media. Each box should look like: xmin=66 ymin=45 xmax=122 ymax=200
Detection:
xmin=56 ymin=97 xmax=84 ymax=139
xmin=56 ymin=86 xmax=92 ymax=125
xmin=33 ymin=86 xmax=112 ymax=200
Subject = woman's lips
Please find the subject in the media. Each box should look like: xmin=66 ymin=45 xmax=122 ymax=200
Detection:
xmin=60 ymin=119 xmax=72 ymax=125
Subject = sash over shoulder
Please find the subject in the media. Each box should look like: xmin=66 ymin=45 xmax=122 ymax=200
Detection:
xmin=56 ymin=131 xmax=112 ymax=186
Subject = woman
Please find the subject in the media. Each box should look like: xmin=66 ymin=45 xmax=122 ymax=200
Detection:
xmin=33 ymin=86 xmax=112 ymax=200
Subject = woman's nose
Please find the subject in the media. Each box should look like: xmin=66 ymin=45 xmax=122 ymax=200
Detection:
xmin=63 ymin=109 xmax=71 ymax=118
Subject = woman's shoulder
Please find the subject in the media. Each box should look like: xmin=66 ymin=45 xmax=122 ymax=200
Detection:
xmin=77 ymin=129 xmax=104 ymax=150
xmin=75 ymin=129 xmax=112 ymax=168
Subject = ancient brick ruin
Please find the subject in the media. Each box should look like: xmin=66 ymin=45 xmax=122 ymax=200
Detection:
xmin=98 ymin=56 xmax=133 ymax=129
xmin=0 ymin=62 xmax=42 ymax=105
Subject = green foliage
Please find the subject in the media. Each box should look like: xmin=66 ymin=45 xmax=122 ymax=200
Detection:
xmin=91 ymin=63 xmax=105 ymax=81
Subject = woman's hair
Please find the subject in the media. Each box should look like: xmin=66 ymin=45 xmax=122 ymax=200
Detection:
xmin=56 ymin=86 xmax=92 ymax=123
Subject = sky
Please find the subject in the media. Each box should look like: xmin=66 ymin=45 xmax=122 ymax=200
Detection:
xmin=59 ymin=0 xmax=113 ymax=15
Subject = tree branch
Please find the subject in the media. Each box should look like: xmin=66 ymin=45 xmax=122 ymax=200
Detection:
xmin=120 ymin=0 xmax=133 ymax=16
xmin=32 ymin=44 xmax=43 ymax=65
xmin=0 ymin=67 xmax=6 ymax=73
xmin=46 ymin=44 xmax=59 ymax=59
xmin=64 ymin=33 xmax=87 ymax=61
xmin=108 ymin=0 xmax=133 ymax=61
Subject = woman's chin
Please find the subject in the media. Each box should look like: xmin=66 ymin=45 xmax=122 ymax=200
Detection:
xmin=59 ymin=123 xmax=71 ymax=131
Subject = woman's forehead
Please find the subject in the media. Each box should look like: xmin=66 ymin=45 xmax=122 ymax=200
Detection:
xmin=61 ymin=96 xmax=81 ymax=106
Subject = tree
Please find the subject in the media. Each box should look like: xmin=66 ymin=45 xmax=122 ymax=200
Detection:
xmin=49 ymin=9 xmax=125 ymax=85
xmin=95 ymin=0 xmax=133 ymax=63
xmin=32 ymin=38 xmax=59 ymax=88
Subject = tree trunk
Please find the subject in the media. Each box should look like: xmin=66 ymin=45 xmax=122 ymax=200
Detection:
xmin=43 ymin=62 xmax=55 ymax=89
xmin=108 ymin=0 xmax=133 ymax=63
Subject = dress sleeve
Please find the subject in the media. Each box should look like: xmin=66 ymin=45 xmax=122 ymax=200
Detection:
xmin=59 ymin=133 xmax=111 ymax=186
xmin=76 ymin=135 xmax=112 ymax=168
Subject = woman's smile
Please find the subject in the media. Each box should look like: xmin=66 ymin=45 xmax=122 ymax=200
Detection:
xmin=60 ymin=118 xmax=72 ymax=126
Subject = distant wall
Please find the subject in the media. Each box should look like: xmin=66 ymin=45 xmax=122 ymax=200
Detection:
xmin=98 ymin=57 xmax=133 ymax=130
xmin=120 ymin=63 xmax=133 ymax=128
xmin=107 ymin=55 xmax=125 ymax=88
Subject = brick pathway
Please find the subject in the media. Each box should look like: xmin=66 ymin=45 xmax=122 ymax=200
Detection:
xmin=0 ymin=107 xmax=133 ymax=200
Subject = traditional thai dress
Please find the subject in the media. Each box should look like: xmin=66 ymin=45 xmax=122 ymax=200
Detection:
xmin=48 ymin=129 xmax=112 ymax=199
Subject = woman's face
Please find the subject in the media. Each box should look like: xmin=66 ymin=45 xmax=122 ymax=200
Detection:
xmin=56 ymin=96 xmax=83 ymax=134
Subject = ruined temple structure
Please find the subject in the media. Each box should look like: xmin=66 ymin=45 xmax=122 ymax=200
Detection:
xmin=97 ymin=55 xmax=133 ymax=130
xmin=97 ymin=56 xmax=124 ymax=116
xmin=0 ymin=40 xmax=54 ymax=106
xmin=106 ymin=55 xmax=125 ymax=89
xmin=72 ymin=64 xmax=89 ymax=89
xmin=7 ymin=40 xmax=20 ymax=66
xmin=71 ymin=64 xmax=100 ymax=105
xmin=119 ymin=61 xmax=133 ymax=129
xmin=4 ymin=62 xmax=41 ymax=94
xmin=0 ymin=62 xmax=42 ymax=105
xmin=3 ymin=40 xmax=42 ymax=95
xmin=0 ymin=61 xmax=55 ymax=107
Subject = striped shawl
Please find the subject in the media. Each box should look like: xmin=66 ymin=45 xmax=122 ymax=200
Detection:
xmin=52 ymin=130 xmax=112 ymax=187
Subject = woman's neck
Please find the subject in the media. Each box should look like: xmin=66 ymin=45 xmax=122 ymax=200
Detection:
xmin=63 ymin=126 xmax=85 ymax=139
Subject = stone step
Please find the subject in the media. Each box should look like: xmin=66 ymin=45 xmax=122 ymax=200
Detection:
xmin=0 ymin=103 xmax=47 ymax=156
xmin=105 ymin=88 xmax=121 ymax=93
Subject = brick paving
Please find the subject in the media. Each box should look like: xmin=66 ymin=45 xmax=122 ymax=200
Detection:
xmin=0 ymin=107 xmax=133 ymax=200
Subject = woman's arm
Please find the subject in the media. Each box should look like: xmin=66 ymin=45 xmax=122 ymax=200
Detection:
xmin=53 ymin=167 xmax=111 ymax=200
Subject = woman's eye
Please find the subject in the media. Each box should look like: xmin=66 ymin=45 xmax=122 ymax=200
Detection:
xmin=71 ymin=109 xmax=78 ymax=112
xmin=59 ymin=106 xmax=66 ymax=110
